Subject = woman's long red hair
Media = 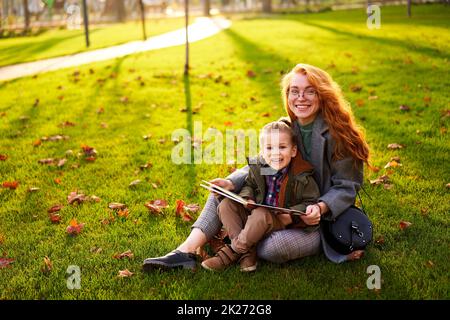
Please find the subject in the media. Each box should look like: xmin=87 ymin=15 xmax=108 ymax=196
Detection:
xmin=281 ymin=63 xmax=370 ymax=164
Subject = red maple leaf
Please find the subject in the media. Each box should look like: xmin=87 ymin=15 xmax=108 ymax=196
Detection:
xmin=2 ymin=181 xmax=19 ymax=189
xmin=48 ymin=213 xmax=62 ymax=224
xmin=175 ymin=200 xmax=185 ymax=217
xmin=66 ymin=218 xmax=85 ymax=236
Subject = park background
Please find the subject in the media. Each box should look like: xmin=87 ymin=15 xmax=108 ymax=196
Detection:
xmin=0 ymin=0 xmax=449 ymax=299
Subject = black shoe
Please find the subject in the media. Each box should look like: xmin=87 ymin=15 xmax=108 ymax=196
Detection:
xmin=142 ymin=250 xmax=197 ymax=272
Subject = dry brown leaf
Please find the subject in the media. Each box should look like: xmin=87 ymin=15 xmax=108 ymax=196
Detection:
xmin=90 ymin=246 xmax=103 ymax=254
xmin=113 ymin=250 xmax=134 ymax=259
xmin=109 ymin=203 xmax=126 ymax=210
xmin=89 ymin=195 xmax=101 ymax=202
xmin=369 ymin=175 xmax=390 ymax=185
xmin=384 ymin=160 xmax=402 ymax=169
xmin=118 ymin=269 xmax=134 ymax=277
xmin=57 ymin=158 xmax=67 ymax=167
xmin=140 ymin=163 xmax=153 ymax=170
xmin=182 ymin=212 xmax=194 ymax=222
xmin=41 ymin=256 xmax=52 ymax=273
xmin=399 ymin=220 xmax=412 ymax=230
xmin=129 ymin=179 xmax=141 ymax=187
xmin=350 ymin=84 xmax=362 ymax=92
xmin=383 ymin=184 xmax=393 ymax=190
xmin=68 ymin=191 xmax=87 ymax=205
xmin=0 ymin=257 xmax=14 ymax=268
xmin=375 ymin=236 xmax=385 ymax=245
xmin=48 ymin=212 xmax=62 ymax=224
xmin=399 ymin=105 xmax=411 ymax=111
xmin=59 ymin=121 xmax=75 ymax=127
xmin=81 ymin=145 xmax=97 ymax=157
xmin=117 ymin=208 xmax=129 ymax=219
xmin=48 ymin=204 xmax=63 ymax=213
xmin=145 ymin=199 xmax=169 ymax=214
xmin=387 ymin=143 xmax=405 ymax=150
xmin=246 ymin=70 xmax=256 ymax=78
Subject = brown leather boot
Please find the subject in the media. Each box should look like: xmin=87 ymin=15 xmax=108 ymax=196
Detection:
xmin=239 ymin=248 xmax=257 ymax=272
xmin=201 ymin=245 xmax=241 ymax=271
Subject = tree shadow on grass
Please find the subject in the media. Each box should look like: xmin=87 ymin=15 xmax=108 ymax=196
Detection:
xmin=182 ymin=73 xmax=197 ymax=197
xmin=0 ymin=29 xmax=101 ymax=67
xmin=293 ymin=20 xmax=450 ymax=61
xmin=223 ymin=27 xmax=296 ymax=93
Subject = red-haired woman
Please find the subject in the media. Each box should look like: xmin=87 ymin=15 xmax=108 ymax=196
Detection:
xmin=143 ymin=63 xmax=371 ymax=271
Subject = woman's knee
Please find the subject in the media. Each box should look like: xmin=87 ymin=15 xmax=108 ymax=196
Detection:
xmin=256 ymin=231 xmax=291 ymax=263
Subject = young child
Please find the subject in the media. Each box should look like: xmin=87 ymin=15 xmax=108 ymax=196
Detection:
xmin=201 ymin=121 xmax=321 ymax=272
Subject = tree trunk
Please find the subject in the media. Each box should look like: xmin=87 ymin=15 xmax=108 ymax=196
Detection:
xmin=203 ymin=0 xmax=211 ymax=16
xmin=23 ymin=0 xmax=30 ymax=32
xmin=407 ymin=0 xmax=411 ymax=17
xmin=262 ymin=0 xmax=272 ymax=13
xmin=103 ymin=0 xmax=126 ymax=22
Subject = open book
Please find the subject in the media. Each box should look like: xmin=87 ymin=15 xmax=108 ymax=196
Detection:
xmin=200 ymin=180 xmax=306 ymax=216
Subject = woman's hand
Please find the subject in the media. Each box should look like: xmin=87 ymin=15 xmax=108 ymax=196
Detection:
xmin=209 ymin=178 xmax=235 ymax=191
xmin=301 ymin=204 xmax=321 ymax=226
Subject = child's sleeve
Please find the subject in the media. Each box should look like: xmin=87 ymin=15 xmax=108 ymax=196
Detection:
xmin=238 ymin=169 xmax=257 ymax=201
xmin=289 ymin=175 xmax=321 ymax=213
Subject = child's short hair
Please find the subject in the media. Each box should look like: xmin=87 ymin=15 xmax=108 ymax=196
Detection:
xmin=260 ymin=121 xmax=297 ymax=146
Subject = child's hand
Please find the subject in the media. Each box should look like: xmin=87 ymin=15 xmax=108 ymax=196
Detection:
xmin=209 ymin=178 xmax=235 ymax=191
xmin=244 ymin=199 xmax=257 ymax=210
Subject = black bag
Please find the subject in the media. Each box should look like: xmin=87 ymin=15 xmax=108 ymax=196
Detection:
xmin=322 ymin=205 xmax=373 ymax=255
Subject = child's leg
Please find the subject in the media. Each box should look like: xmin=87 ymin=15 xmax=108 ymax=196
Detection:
xmin=217 ymin=198 xmax=249 ymax=240
xmin=232 ymin=207 xmax=284 ymax=254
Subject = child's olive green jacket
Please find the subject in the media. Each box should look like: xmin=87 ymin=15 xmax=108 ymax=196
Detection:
xmin=239 ymin=153 xmax=321 ymax=228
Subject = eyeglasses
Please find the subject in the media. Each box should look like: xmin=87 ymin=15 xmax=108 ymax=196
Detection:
xmin=288 ymin=88 xmax=317 ymax=99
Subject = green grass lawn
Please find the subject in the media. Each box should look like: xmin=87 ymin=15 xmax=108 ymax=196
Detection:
xmin=0 ymin=4 xmax=449 ymax=299
xmin=0 ymin=17 xmax=187 ymax=67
